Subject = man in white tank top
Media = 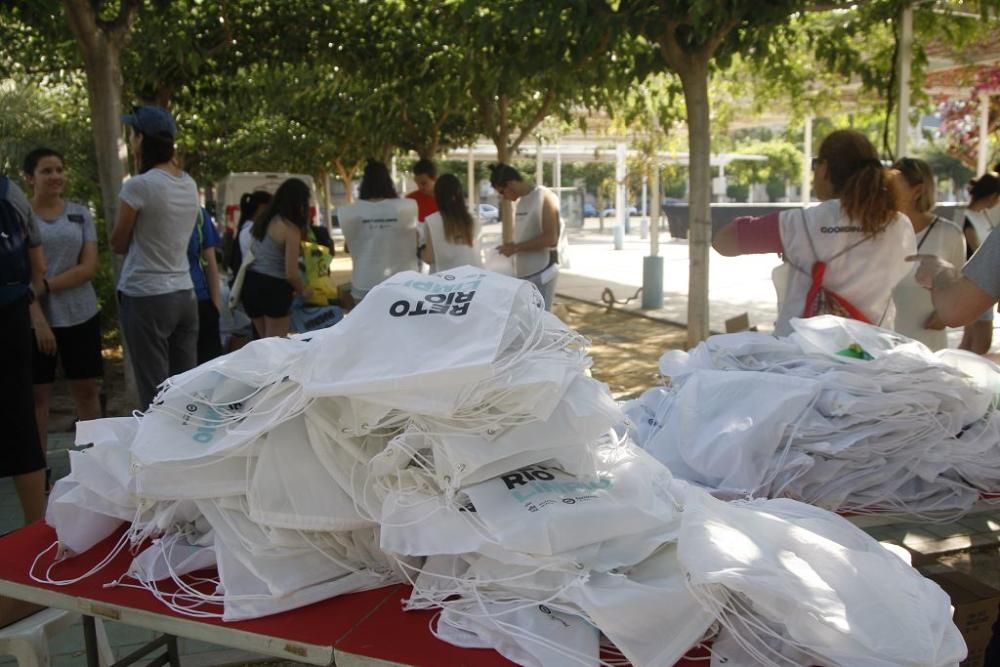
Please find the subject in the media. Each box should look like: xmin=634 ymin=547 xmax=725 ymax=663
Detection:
xmin=491 ymin=165 xmax=561 ymax=310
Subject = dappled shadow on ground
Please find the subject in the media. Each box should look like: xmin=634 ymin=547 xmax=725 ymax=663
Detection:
xmin=553 ymin=299 xmax=687 ymax=400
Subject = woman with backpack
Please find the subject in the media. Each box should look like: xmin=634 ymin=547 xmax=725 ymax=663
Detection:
xmin=713 ymin=129 xmax=915 ymax=336
xmin=0 ymin=175 xmax=48 ymax=523
xmin=22 ymin=147 xmax=103 ymax=473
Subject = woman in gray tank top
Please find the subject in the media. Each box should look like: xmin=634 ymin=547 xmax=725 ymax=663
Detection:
xmin=241 ymin=178 xmax=312 ymax=338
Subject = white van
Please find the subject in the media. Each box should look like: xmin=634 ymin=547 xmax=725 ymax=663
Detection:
xmin=214 ymin=172 xmax=320 ymax=234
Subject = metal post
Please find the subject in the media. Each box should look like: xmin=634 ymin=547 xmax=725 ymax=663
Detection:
xmin=615 ymin=142 xmax=626 ymax=247
xmin=641 ymin=176 xmax=649 ymax=239
xmin=802 ymin=115 xmax=813 ymax=205
xmin=896 ymin=3 xmax=913 ymax=159
xmin=642 ymin=155 xmax=663 ymax=309
xmin=978 ymin=92 xmax=990 ymax=175
xmin=554 ymin=145 xmax=562 ymax=192
xmin=535 ymin=140 xmax=544 ymax=185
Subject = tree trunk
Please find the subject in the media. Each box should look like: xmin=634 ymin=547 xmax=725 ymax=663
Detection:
xmin=62 ymin=0 xmax=140 ymax=405
xmin=333 ymin=160 xmax=355 ymax=204
xmin=62 ymin=18 xmax=128 ymax=247
xmin=678 ymin=57 xmax=712 ymax=347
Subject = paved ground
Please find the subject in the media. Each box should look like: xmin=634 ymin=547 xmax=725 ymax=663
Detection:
xmin=2 ymin=221 xmax=999 ymax=665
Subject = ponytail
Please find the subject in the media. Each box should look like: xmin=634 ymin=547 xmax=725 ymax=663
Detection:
xmin=817 ymin=129 xmax=897 ymax=236
xmin=840 ymin=161 xmax=897 ymax=236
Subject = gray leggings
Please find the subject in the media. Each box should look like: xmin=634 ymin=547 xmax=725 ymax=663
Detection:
xmin=120 ymin=290 xmax=198 ymax=408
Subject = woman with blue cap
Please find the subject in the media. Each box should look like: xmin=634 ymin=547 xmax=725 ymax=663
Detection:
xmin=111 ymin=105 xmax=200 ymax=409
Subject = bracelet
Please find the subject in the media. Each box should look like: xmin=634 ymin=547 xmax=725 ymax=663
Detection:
xmin=43 ymin=278 xmax=50 ymax=295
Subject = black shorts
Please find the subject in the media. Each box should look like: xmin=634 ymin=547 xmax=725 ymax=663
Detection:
xmin=33 ymin=312 xmax=104 ymax=384
xmin=242 ymin=270 xmax=294 ymax=318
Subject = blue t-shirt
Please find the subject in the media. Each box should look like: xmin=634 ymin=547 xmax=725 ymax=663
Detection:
xmin=187 ymin=208 xmax=220 ymax=302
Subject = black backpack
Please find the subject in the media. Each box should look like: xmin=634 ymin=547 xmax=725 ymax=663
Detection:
xmin=0 ymin=176 xmax=31 ymax=305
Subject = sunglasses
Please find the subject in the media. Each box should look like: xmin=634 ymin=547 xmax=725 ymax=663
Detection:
xmin=892 ymin=157 xmax=924 ymax=185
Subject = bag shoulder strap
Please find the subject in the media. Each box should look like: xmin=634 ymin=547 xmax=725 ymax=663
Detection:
xmin=793 ymin=208 xmax=872 ymax=275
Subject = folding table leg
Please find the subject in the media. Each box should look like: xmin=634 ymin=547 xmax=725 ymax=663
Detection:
xmin=166 ymin=634 xmax=180 ymax=667
xmin=82 ymin=615 xmax=100 ymax=667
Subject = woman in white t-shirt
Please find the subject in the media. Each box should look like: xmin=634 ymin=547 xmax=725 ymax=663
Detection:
xmin=22 ymin=147 xmax=102 ymax=480
xmin=890 ymin=157 xmax=965 ymax=350
xmin=958 ymin=171 xmax=1000 ymax=354
xmin=111 ymin=105 xmax=200 ymax=409
xmin=421 ymin=174 xmax=481 ymax=272
xmin=338 ymin=160 xmax=418 ymax=301
xmin=714 ymin=129 xmax=915 ymax=335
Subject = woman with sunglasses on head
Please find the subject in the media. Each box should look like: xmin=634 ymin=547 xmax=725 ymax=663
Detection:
xmin=889 ymin=158 xmax=965 ymax=350
xmin=112 ymin=105 xmax=200 ymax=409
xmin=713 ymin=129 xmax=915 ymax=335
xmin=22 ymin=147 xmax=103 ymax=474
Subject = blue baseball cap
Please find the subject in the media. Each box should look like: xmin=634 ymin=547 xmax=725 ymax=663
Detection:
xmin=122 ymin=105 xmax=176 ymax=140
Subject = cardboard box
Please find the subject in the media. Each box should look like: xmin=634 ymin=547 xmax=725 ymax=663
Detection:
xmin=923 ymin=569 xmax=1000 ymax=667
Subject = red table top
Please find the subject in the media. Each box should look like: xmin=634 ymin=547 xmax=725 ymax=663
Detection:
xmin=0 ymin=522 xmax=396 ymax=648
xmin=0 ymin=522 xmax=710 ymax=666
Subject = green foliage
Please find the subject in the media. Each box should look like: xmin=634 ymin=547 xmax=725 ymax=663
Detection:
xmin=725 ymin=137 xmax=800 ymax=192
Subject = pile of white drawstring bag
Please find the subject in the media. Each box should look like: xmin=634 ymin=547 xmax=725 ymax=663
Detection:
xmin=35 ymin=278 xmax=968 ymax=666
xmin=624 ymin=315 xmax=1000 ymax=520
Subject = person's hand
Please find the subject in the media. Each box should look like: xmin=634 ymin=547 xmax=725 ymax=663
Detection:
xmin=497 ymin=242 xmax=518 ymax=257
xmin=301 ymin=287 xmax=315 ymax=300
xmin=923 ymin=311 xmax=946 ymax=330
xmin=906 ymin=254 xmax=954 ymax=290
xmin=35 ymin=323 xmax=57 ymax=356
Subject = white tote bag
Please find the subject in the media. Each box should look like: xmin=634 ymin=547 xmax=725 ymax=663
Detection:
xmin=435 ymin=599 xmax=601 ymax=667
xmin=643 ymin=369 xmax=819 ymax=497
xmin=295 ymin=267 xmax=544 ymax=411
xmin=564 ymin=544 xmax=716 ymax=667
xmin=228 ymin=243 xmax=254 ymax=311
xmin=678 ymin=492 xmax=967 ymax=667
xmin=247 ymin=415 xmax=373 ymax=531
xmin=461 ymin=445 xmax=681 ymax=557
